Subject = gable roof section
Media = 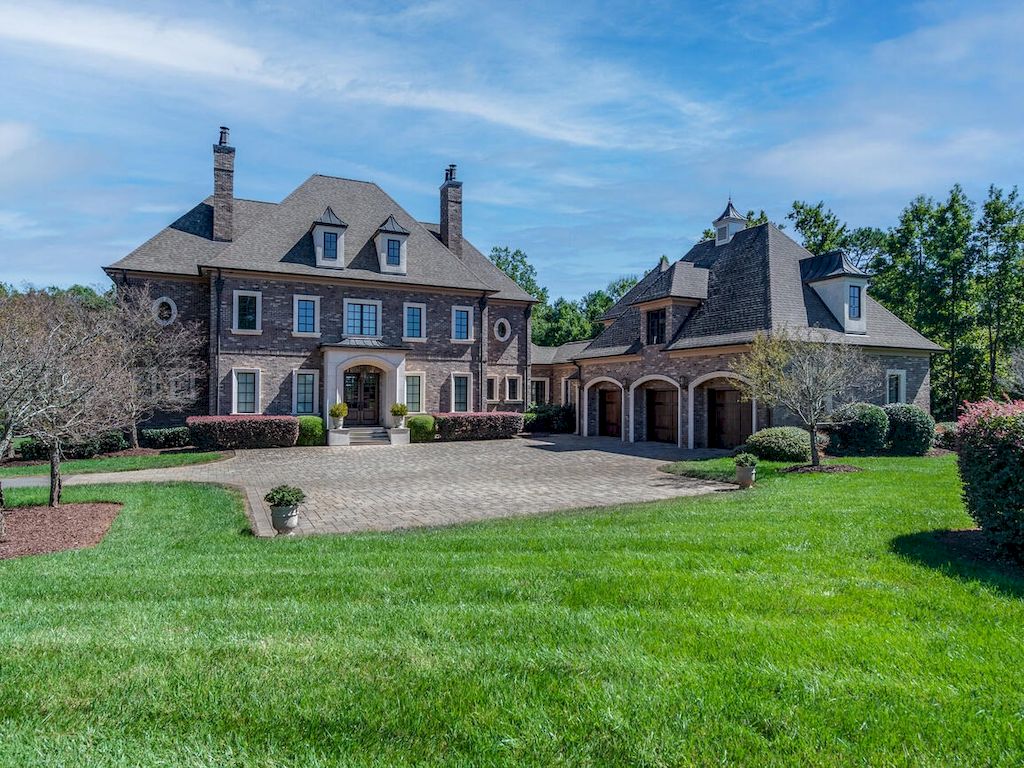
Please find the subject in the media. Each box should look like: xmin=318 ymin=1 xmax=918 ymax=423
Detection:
xmin=531 ymin=339 xmax=592 ymax=365
xmin=599 ymin=259 xmax=669 ymax=321
xmin=629 ymin=260 xmax=708 ymax=304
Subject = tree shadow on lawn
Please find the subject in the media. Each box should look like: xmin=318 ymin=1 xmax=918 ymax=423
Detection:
xmin=891 ymin=528 xmax=1024 ymax=599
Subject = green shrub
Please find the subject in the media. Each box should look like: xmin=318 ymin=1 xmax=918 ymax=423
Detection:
xmin=296 ymin=416 xmax=326 ymax=446
xmin=884 ymin=403 xmax=935 ymax=455
xmin=19 ymin=430 xmax=129 ymax=461
xmin=407 ymin=415 xmax=436 ymax=443
xmin=139 ymin=426 xmax=191 ymax=450
xmin=829 ymin=402 xmax=888 ymax=455
xmin=433 ymin=412 xmax=524 ymax=441
xmin=523 ymin=404 xmax=574 ymax=433
xmin=264 ymin=485 xmax=306 ymax=507
xmin=957 ymin=399 xmax=1024 ymax=555
xmin=935 ymin=421 xmax=959 ymax=450
xmin=186 ymin=416 xmax=299 ymax=450
xmin=745 ymin=426 xmax=811 ymax=462
xmin=734 ymin=452 xmax=758 ymax=468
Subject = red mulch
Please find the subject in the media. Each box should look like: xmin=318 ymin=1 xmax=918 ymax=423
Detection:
xmin=781 ymin=464 xmax=863 ymax=474
xmin=0 ymin=503 xmax=122 ymax=559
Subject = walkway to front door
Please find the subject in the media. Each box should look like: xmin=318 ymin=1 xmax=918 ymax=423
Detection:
xmin=344 ymin=365 xmax=381 ymax=426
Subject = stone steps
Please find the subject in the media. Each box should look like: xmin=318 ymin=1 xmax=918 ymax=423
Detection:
xmin=348 ymin=427 xmax=390 ymax=446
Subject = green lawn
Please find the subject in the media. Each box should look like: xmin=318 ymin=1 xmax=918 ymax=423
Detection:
xmin=1 ymin=456 xmax=1023 ymax=766
xmin=0 ymin=450 xmax=223 ymax=478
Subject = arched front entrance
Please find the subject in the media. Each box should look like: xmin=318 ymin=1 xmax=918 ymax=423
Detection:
xmin=629 ymin=375 xmax=682 ymax=446
xmin=583 ymin=377 xmax=625 ymax=441
xmin=687 ymin=371 xmax=757 ymax=450
xmin=343 ymin=365 xmax=383 ymax=426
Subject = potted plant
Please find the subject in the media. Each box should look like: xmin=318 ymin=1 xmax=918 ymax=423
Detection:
xmin=390 ymin=402 xmax=409 ymax=429
xmin=734 ymin=453 xmax=758 ymax=488
xmin=329 ymin=401 xmax=348 ymax=429
xmin=265 ymin=485 xmax=305 ymax=535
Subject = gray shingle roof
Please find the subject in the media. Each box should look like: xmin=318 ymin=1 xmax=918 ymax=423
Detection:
xmin=629 ymin=260 xmax=708 ymax=304
xmin=106 ymin=174 xmax=532 ymax=301
xmin=799 ymin=249 xmax=868 ymax=282
xmin=599 ymin=259 xmax=669 ymax=321
xmin=531 ymin=339 xmax=592 ymax=365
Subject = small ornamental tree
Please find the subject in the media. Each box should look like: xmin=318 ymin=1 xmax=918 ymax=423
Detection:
xmin=0 ymin=293 xmax=56 ymax=461
xmin=732 ymin=330 xmax=880 ymax=466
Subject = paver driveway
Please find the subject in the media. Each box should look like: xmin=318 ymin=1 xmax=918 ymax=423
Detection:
xmin=10 ymin=435 xmax=731 ymax=536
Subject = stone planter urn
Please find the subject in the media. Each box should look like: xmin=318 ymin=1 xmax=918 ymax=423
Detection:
xmin=330 ymin=416 xmax=345 ymax=430
xmin=265 ymin=485 xmax=305 ymax=536
xmin=388 ymin=428 xmax=410 ymax=446
xmin=735 ymin=466 xmax=756 ymax=488
xmin=270 ymin=505 xmax=300 ymax=535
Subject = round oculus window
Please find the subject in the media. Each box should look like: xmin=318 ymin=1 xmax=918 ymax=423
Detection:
xmin=152 ymin=296 xmax=178 ymax=326
xmin=494 ymin=318 xmax=511 ymax=342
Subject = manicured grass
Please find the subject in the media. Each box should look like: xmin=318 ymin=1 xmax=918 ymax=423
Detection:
xmin=0 ymin=450 xmax=223 ymax=478
xmin=2 ymin=456 xmax=1023 ymax=766
xmin=661 ymin=455 xmax=794 ymax=482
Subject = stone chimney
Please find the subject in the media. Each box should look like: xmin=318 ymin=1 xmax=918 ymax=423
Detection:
xmin=212 ymin=126 xmax=235 ymax=242
xmin=440 ymin=163 xmax=463 ymax=257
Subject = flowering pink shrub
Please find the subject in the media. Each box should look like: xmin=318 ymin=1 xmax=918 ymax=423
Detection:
xmin=186 ymin=415 xmax=299 ymax=450
xmin=956 ymin=399 xmax=1024 ymax=555
xmin=431 ymin=412 xmax=524 ymax=441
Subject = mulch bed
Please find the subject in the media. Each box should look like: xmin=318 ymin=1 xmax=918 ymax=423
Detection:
xmin=781 ymin=464 xmax=863 ymax=474
xmin=0 ymin=503 xmax=122 ymax=559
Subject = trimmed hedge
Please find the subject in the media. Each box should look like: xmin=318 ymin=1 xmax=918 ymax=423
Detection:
xmin=296 ymin=416 xmax=326 ymax=446
xmin=20 ymin=431 xmax=129 ymax=461
xmin=407 ymin=415 xmax=436 ymax=443
xmin=186 ymin=416 xmax=299 ymax=450
xmin=884 ymin=403 xmax=935 ymax=455
xmin=432 ymin=412 xmax=524 ymax=442
xmin=957 ymin=399 xmax=1024 ymax=554
xmin=935 ymin=421 xmax=959 ymax=450
xmin=140 ymin=426 xmax=191 ymax=450
xmin=745 ymin=427 xmax=812 ymax=463
xmin=523 ymin=404 xmax=575 ymax=433
xmin=829 ymin=402 xmax=888 ymax=455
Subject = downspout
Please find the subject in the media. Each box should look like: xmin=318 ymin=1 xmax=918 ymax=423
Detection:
xmin=524 ymin=304 xmax=532 ymax=413
xmin=478 ymin=293 xmax=488 ymax=412
xmin=214 ymin=269 xmax=224 ymax=415
xmin=574 ymin=360 xmax=584 ymax=435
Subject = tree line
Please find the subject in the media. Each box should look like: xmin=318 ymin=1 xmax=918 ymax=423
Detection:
xmin=492 ymin=185 xmax=1024 ymax=419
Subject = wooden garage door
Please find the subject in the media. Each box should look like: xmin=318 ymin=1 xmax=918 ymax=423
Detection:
xmin=646 ymin=389 xmax=677 ymax=443
xmin=708 ymin=388 xmax=751 ymax=449
xmin=599 ymin=389 xmax=620 ymax=437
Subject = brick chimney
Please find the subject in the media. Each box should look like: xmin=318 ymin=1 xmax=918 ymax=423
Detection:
xmin=212 ymin=126 xmax=235 ymax=242
xmin=440 ymin=163 xmax=463 ymax=257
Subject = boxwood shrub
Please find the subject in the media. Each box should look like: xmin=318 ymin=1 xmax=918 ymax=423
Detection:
xmin=828 ymin=402 xmax=888 ymax=455
xmin=407 ymin=415 xmax=436 ymax=443
xmin=432 ymin=412 xmax=524 ymax=442
xmin=884 ymin=403 xmax=935 ymax=455
xmin=19 ymin=430 xmax=129 ymax=461
xmin=296 ymin=416 xmax=326 ymax=446
xmin=957 ymin=399 xmax=1024 ymax=554
xmin=523 ymin=404 xmax=575 ymax=433
xmin=744 ymin=426 xmax=811 ymax=462
xmin=139 ymin=426 xmax=191 ymax=450
xmin=186 ymin=415 xmax=299 ymax=450
xmin=934 ymin=421 xmax=959 ymax=450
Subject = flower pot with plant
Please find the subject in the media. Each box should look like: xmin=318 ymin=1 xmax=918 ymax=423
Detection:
xmin=329 ymin=402 xmax=348 ymax=430
xmin=734 ymin=453 xmax=758 ymax=488
xmin=390 ymin=402 xmax=409 ymax=429
xmin=265 ymin=485 xmax=306 ymax=535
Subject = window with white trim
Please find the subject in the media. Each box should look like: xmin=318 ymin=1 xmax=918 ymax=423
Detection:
xmin=292 ymin=370 xmax=319 ymax=415
xmin=293 ymin=294 xmax=321 ymax=336
xmin=452 ymin=373 xmax=471 ymax=412
xmin=506 ymin=375 xmax=522 ymax=402
xmin=232 ymin=290 xmax=262 ymax=334
xmin=530 ymin=378 xmax=548 ymax=405
xmin=403 ymin=302 xmax=426 ymax=341
xmin=886 ymin=369 xmax=907 ymax=404
xmin=152 ymin=296 xmax=178 ymax=327
xmin=232 ymin=368 xmax=260 ymax=414
xmin=344 ymin=299 xmax=381 ymax=337
xmin=405 ymin=373 xmax=424 ymax=413
xmin=451 ymin=305 xmax=473 ymax=342
xmin=493 ymin=317 xmax=511 ymax=342
xmin=323 ymin=231 xmax=338 ymax=260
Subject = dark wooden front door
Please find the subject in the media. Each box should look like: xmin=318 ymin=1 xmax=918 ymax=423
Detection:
xmin=344 ymin=366 xmax=381 ymax=426
xmin=708 ymin=388 xmax=751 ymax=449
xmin=599 ymin=388 xmax=620 ymax=437
xmin=646 ymin=389 xmax=677 ymax=443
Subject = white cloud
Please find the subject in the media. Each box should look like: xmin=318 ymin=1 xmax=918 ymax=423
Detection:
xmin=0 ymin=210 xmax=58 ymax=239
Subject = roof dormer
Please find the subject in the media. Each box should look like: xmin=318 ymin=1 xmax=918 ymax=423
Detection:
xmin=800 ymin=250 xmax=869 ymax=334
xmin=713 ymin=199 xmax=747 ymax=246
xmin=312 ymin=206 xmax=347 ymax=269
xmin=375 ymin=215 xmax=410 ymax=275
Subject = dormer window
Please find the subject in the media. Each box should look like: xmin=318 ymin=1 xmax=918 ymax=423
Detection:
xmin=312 ymin=207 xmax=347 ymax=269
xmin=375 ymin=215 xmax=409 ymax=274
xmin=716 ymin=226 xmax=728 ymax=243
xmin=849 ymin=285 xmax=862 ymax=320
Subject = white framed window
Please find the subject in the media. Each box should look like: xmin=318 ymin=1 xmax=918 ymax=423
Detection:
xmin=562 ymin=377 xmax=578 ymax=406
xmin=529 ymin=377 xmax=548 ymax=405
xmin=886 ymin=369 xmax=907 ymax=404
xmin=486 ymin=375 xmax=498 ymax=402
xmin=493 ymin=317 xmax=512 ymax=342
xmin=451 ymin=305 xmax=474 ymax=343
xmin=505 ymin=374 xmax=522 ymax=402
xmin=291 ymin=369 xmax=320 ymax=415
xmin=343 ymin=298 xmax=382 ymax=338
xmin=231 ymin=290 xmax=262 ymax=334
xmin=231 ymin=368 xmax=261 ymax=414
xmin=292 ymin=294 xmax=321 ymax=337
xmin=151 ymin=296 xmax=178 ymax=327
xmin=405 ymin=372 xmax=425 ymax=413
xmin=451 ymin=372 xmax=472 ymax=412
xmin=403 ymin=302 xmax=427 ymax=341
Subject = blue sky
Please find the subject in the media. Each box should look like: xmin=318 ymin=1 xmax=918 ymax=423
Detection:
xmin=0 ymin=0 xmax=1021 ymax=299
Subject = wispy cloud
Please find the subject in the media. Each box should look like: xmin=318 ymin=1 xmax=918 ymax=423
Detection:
xmin=0 ymin=122 xmax=34 ymax=162
xmin=0 ymin=210 xmax=58 ymax=239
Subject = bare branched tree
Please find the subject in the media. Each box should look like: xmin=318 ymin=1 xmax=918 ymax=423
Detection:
xmin=0 ymin=294 xmax=51 ymax=460
xmin=22 ymin=294 xmax=131 ymax=506
xmin=112 ymin=285 xmax=205 ymax=448
xmin=731 ymin=329 xmax=881 ymax=465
